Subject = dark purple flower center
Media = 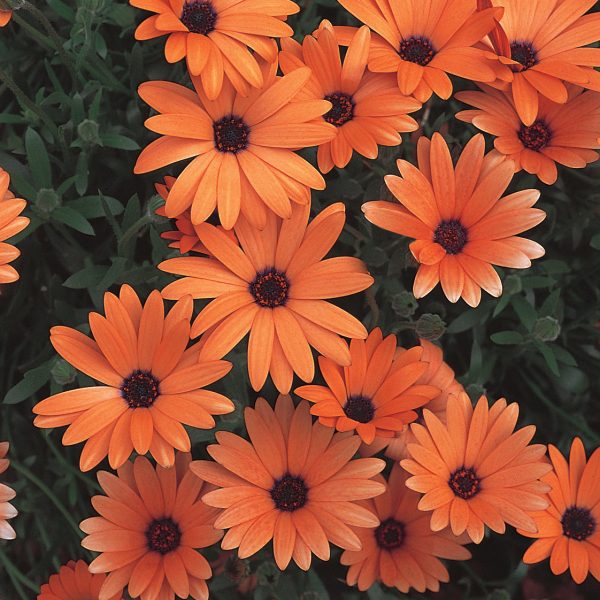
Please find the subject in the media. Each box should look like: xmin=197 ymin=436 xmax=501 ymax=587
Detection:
xmin=146 ymin=518 xmax=181 ymax=554
xmin=375 ymin=518 xmax=405 ymax=550
xmin=399 ymin=36 xmax=435 ymax=66
xmin=518 ymin=120 xmax=552 ymax=151
xmin=434 ymin=220 xmax=468 ymax=254
xmin=324 ymin=92 xmax=355 ymax=127
xmin=561 ymin=506 xmax=596 ymax=541
xmin=121 ymin=370 xmax=160 ymax=408
xmin=271 ymin=474 xmax=308 ymax=512
xmin=250 ymin=268 xmax=289 ymax=308
xmin=449 ymin=467 xmax=480 ymax=499
xmin=181 ymin=0 xmax=217 ymax=35
xmin=510 ymin=41 xmax=537 ymax=70
xmin=214 ymin=115 xmax=250 ymax=154
xmin=343 ymin=395 xmax=375 ymax=423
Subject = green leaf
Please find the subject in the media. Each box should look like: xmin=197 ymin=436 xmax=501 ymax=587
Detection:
xmin=66 ymin=195 xmax=124 ymax=219
xmin=511 ymin=295 xmax=537 ymax=332
xmin=533 ymin=340 xmax=560 ymax=377
xmin=99 ymin=133 xmax=140 ymax=150
xmin=63 ymin=265 xmax=109 ymax=289
xmin=25 ymin=128 xmax=52 ymax=188
xmin=490 ymin=331 xmax=524 ymax=345
xmin=447 ymin=305 xmax=491 ymax=334
xmin=52 ymin=206 xmax=95 ymax=235
xmin=4 ymin=363 xmax=51 ymax=404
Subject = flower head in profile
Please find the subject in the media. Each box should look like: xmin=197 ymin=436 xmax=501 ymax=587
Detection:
xmin=130 ymin=0 xmax=299 ymax=99
xmin=38 ymin=560 xmax=122 ymax=600
xmin=0 ymin=442 xmax=17 ymax=540
xmin=0 ymin=168 xmax=29 ymax=284
xmin=81 ymin=453 xmax=222 ymax=600
xmin=134 ymin=64 xmax=336 ymax=230
xmin=279 ymin=22 xmax=421 ymax=173
xmin=341 ymin=465 xmax=471 ymax=593
xmin=191 ymin=395 xmax=386 ymax=571
xmin=160 ymin=203 xmax=373 ymax=394
xmin=33 ymin=285 xmax=234 ymax=471
xmin=336 ymin=0 xmax=503 ymax=103
xmin=401 ymin=393 xmax=552 ymax=544
xmin=295 ymin=328 xmax=440 ymax=444
xmin=520 ymin=438 xmax=600 ymax=584
xmin=456 ymin=84 xmax=600 ymax=184
xmin=362 ymin=133 xmax=546 ymax=306
xmin=481 ymin=0 xmax=600 ymax=125
xmin=360 ymin=339 xmax=464 ymax=461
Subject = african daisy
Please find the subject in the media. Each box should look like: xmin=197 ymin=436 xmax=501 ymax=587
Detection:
xmin=0 ymin=441 xmax=17 ymax=540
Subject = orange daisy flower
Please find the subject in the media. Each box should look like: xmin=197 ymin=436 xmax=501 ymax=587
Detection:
xmin=0 ymin=10 xmax=11 ymax=27
xmin=295 ymin=328 xmax=440 ymax=445
xmin=341 ymin=465 xmax=471 ymax=593
xmin=0 ymin=167 xmax=29 ymax=284
xmin=134 ymin=64 xmax=336 ymax=230
xmin=279 ymin=22 xmax=421 ymax=173
xmin=81 ymin=453 xmax=223 ymax=600
xmin=520 ymin=438 xmax=600 ymax=584
xmin=38 ymin=560 xmax=122 ymax=600
xmin=482 ymin=0 xmax=600 ymax=125
xmin=456 ymin=84 xmax=600 ymax=185
xmin=335 ymin=0 xmax=502 ymax=103
xmin=130 ymin=0 xmax=299 ymax=99
xmin=400 ymin=392 xmax=552 ymax=544
xmin=362 ymin=133 xmax=546 ymax=306
xmin=0 ymin=441 xmax=17 ymax=540
xmin=360 ymin=339 xmax=464 ymax=461
xmin=33 ymin=284 xmax=234 ymax=471
xmin=191 ymin=395 xmax=386 ymax=571
xmin=160 ymin=203 xmax=373 ymax=394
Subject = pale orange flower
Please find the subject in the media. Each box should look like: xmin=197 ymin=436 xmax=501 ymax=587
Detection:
xmin=520 ymin=438 xmax=600 ymax=584
xmin=280 ymin=22 xmax=421 ymax=173
xmin=341 ymin=465 xmax=471 ymax=593
xmin=0 ymin=441 xmax=17 ymax=540
xmin=191 ymin=395 xmax=386 ymax=571
xmin=0 ymin=10 xmax=11 ymax=27
xmin=130 ymin=0 xmax=299 ymax=99
xmin=401 ymin=393 xmax=552 ymax=544
xmin=160 ymin=203 xmax=372 ymax=394
xmin=81 ymin=453 xmax=222 ymax=600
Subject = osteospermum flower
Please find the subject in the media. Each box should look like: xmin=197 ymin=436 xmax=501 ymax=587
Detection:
xmin=360 ymin=339 xmax=464 ymax=461
xmin=0 ymin=167 xmax=30 ymax=284
xmin=0 ymin=9 xmax=11 ymax=27
xmin=336 ymin=0 xmax=502 ymax=103
xmin=362 ymin=133 xmax=546 ymax=306
xmin=456 ymin=85 xmax=600 ymax=184
xmin=520 ymin=438 xmax=600 ymax=584
xmin=131 ymin=0 xmax=299 ymax=99
xmin=134 ymin=64 xmax=336 ymax=230
xmin=33 ymin=285 xmax=234 ymax=471
xmin=295 ymin=328 xmax=440 ymax=444
xmin=0 ymin=442 xmax=17 ymax=540
xmin=81 ymin=453 xmax=222 ymax=600
xmin=38 ymin=560 xmax=122 ymax=600
xmin=160 ymin=203 xmax=373 ymax=394
xmin=482 ymin=0 xmax=600 ymax=125
xmin=341 ymin=465 xmax=471 ymax=593
xmin=401 ymin=393 xmax=552 ymax=544
xmin=279 ymin=22 xmax=421 ymax=173
xmin=191 ymin=395 xmax=386 ymax=571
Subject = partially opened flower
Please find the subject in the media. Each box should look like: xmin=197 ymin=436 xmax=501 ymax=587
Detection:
xmin=160 ymin=203 xmax=373 ymax=394
xmin=520 ymin=438 xmax=600 ymax=584
xmin=295 ymin=328 xmax=440 ymax=444
xmin=336 ymin=0 xmax=503 ymax=103
xmin=33 ymin=285 xmax=234 ymax=471
xmin=456 ymin=84 xmax=600 ymax=184
xmin=191 ymin=395 xmax=386 ymax=571
xmin=279 ymin=22 xmax=421 ymax=173
xmin=341 ymin=465 xmax=471 ymax=593
xmin=0 ymin=9 xmax=11 ymax=27
xmin=362 ymin=133 xmax=546 ymax=306
xmin=0 ymin=167 xmax=30 ymax=284
xmin=38 ymin=560 xmax=122 ymax=600
xmin=482 ymin=0 xmax=600 ymax=125
xmin=130 ymin=0 xmax=299 ymax=99
xmin=134 ymin=64 xmax=336 ymax=230
xmin=0 ymin=442 xmax=17 ymax=540
xmin=401 ymin=393 xmax=552 ymax=544
xmin=81 ymin=453 xmax=222 ymax=600
xmin=360 ymin=339 xmax=464 ymax=461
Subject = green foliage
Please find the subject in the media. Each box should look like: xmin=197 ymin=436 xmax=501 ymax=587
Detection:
xmin=0 ymin=1 xmax=599 ymax=599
